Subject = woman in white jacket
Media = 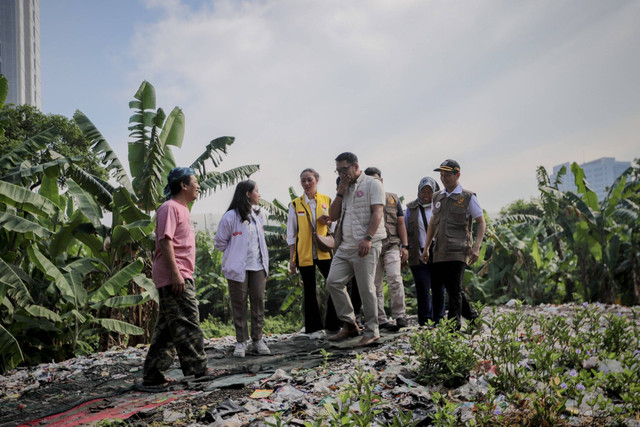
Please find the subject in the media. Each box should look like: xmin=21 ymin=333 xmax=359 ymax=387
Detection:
xmin=214 ymin=180 xmax=270 ymax=357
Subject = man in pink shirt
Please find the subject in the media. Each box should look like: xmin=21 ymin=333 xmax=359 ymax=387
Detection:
xmin=142 ymin=167 xmax=215 ymax=388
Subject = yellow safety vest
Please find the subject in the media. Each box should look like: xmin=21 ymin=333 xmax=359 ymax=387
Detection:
xmin=291 ymin=193 xmax=332 ymax=266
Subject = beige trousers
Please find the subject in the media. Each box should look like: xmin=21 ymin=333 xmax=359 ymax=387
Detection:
xmin=374 ymin=247 xmax=406 ymax=323
xmin=326 ymin=245 xmax=380 ymax=337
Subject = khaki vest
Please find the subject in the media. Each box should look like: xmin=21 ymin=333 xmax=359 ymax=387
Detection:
xmin=382 ymin=192 xmax=401 ymax=249
xmin=291 ymin=194 xmax=332 ymax=267
xmin=431 ymin=189 xmax=475 ymax=263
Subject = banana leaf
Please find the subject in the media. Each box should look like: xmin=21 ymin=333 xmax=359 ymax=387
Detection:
xmin=0 ymin=180 xmax=59 ymax=218
xmin=0 ymin=324 xmax=24 ymax=371
xmin=27 ymin=246 xmax=75 ymax=302
xmin=89 ymin=258 xmax=144 ymax=302
xmin=92 ymin=318 xmax=144 ymax=335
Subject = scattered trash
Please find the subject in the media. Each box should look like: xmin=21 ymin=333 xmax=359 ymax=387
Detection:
xmin=204 ymin=398 xmax=247 ymax=423
xmin=250 ymin=389 xmax=274 ymax=399
xmin=2 ymin=303 xmax=638 ymax=426
xmin=583 ymin=356 xmax=599 ymax=369
xmin=273 ymin=384 xmax=305 ymax=401
xmin=397 ymin=374 xmax=420 ymax=388
xmin=163 ymin=410 xmax=186 ymax=422
xmin=599 ymin=359 xmax=623 ymax=374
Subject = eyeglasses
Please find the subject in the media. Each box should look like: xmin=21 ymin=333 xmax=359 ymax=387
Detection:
xmin=334 ymin=165 xmax=353 ymax=175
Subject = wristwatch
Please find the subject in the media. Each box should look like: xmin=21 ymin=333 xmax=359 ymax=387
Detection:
xmin=401 ymin=244 xmax=409 ymax=249
xmin=364 ymin=234 xmax=373 ymax=241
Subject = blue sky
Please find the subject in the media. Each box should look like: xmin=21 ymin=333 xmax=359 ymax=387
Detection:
xmin=39 ymin=0 xmax=640 ymax=215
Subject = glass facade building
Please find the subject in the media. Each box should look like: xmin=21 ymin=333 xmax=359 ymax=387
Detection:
xmin=551 ymin=157 xmax=631 ymax=201
xmin=0 ymin=0 xmax=41 ymax=108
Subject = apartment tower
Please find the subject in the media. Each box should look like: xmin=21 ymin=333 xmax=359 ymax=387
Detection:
xmin=0 ymin=0 xmax=41 ymax=108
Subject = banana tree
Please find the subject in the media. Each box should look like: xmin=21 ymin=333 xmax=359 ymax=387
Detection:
xmin=123 ymin=80 xmax=259 ymax=213
xmin=612 ymin=160 xmax=640 ymax=304
xmin=1 ymin=78 xmax=263 ymax=370
xmin=75 ymin=80 xmax=260 ymax=343
xmin=561 ymin=162 xmax=627 ymax=302
xmin=0 ymin=107 xmax=153 ymax=371
xmin=0 ymin=153 xmax=157 ymax=371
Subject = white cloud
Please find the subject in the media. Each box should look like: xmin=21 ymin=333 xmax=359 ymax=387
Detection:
xmin=125 ymin=0 xmax=640 ymax=214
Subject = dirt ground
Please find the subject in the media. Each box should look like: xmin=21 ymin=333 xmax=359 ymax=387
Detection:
xmin=0 ymin=327 xmax=406 ymax=426
xmin=2 ymin=303 xmax=638 ymax=426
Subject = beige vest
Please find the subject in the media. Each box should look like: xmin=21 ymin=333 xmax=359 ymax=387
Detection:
xmin=431 ymin=189 xmax=475 ymax=263
xmin=335 ymin=174 xmax=386 ymax=247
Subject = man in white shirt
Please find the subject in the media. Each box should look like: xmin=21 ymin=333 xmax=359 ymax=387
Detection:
xmin=325 ymin=152 xmax=386 ymax=346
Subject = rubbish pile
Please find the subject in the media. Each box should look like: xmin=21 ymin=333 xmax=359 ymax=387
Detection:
xmin=1 ymin=302 xmax=639 ymax=426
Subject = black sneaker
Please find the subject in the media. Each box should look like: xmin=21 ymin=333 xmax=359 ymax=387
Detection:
xmin=396 ymin=317 xmax=408 ymax=328
xmin=380 ymin=322 xmax=399 ymax=332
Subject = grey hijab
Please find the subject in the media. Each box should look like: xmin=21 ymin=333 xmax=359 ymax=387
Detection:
xmin=417 ymin=176 xmax=440 ymax=207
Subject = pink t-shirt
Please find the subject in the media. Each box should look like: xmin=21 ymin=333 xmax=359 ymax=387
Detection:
xmin=152 ymin=199 xmax=195 ymax=289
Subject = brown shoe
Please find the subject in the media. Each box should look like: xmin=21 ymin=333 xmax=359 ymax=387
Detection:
xmin=328 ymin=322 xmax=360 ymax=342
xmin=354 ymin=336 xmax=379 ymax=347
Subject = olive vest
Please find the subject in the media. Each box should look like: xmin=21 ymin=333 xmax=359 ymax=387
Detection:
xmin=431 ymin=189 xmax=475 ymax=263
xmin=382 ymin=192 xmax=401 ymax=250
xmin=291 ymin=194 xmax=332 ymax=267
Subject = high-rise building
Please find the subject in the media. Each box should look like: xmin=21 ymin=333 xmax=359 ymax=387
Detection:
xmin=551 ymin=157 xmax=631 ymax=201
xmin=0 ymin=0 xmax=41 ymax=108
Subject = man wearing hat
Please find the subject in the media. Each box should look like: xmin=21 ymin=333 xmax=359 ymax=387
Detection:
xmin=142 ymin=167 xmax=215 ymax=388
xmin=421 ymin=159 xmax=486 ymax=330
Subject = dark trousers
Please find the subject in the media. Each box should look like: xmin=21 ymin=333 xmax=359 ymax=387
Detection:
xmin=431 ymin=261 xmax=477 ymax=329
xmin=298 ymin=259 xmax=339 ymax=333
xmin=410 ymin=263 xmax=445 ymax=325
xmin=143 ymin=280 xmax=208 ymax=381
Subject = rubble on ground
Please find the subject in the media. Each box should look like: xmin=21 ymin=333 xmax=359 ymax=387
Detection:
xmin=1 ymin=303 xmax=638 ymax=426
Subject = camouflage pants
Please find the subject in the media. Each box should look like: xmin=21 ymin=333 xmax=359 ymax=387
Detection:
xmin=143 ymin=280 xmax=208 ymax=381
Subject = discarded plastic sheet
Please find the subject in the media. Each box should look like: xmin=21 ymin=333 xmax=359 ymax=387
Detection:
xmin=250 ymin=389 xmax=274 ymax=399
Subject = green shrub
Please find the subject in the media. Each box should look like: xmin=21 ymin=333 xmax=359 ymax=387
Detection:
xmin=201 ymin=312 xmax=302 ymax=339
xmin=263 ymin=313 xmax=303 ymax=335
xmin=410 ymin=318 xmax=477 ymax=387
xmin=201 ymin=316 xmax=236 ymax=338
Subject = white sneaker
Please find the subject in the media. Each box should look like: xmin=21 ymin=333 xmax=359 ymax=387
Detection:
xmin=253 ymin=339 xmax=271 ymax=355
xmin=309 ymin=330 xmax=327 ymax=340
xmin=233 ymin=342 xmax=246 ymax=358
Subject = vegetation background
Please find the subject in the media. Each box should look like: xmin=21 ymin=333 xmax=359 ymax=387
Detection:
xmin=0 ymin=76 xmax=638 ymax=375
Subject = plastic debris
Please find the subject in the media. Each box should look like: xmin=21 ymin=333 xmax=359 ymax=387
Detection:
xmin=250 ymin=389 xmax=274 ymax=399
xmin=204 ymin=398 xmax=247 ymax=423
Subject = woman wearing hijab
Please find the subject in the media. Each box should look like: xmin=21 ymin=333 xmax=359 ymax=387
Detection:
xmin=214 ymin=180 xmax=270 ymax=357
xmin=286 ymin=168 xmax=340 ymax=338
xmin=404 ymin=177 xmax=445 ymax=326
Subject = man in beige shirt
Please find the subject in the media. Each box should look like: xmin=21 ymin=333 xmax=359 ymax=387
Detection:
xmin=324 ymin=152 xmax=386 ymax=346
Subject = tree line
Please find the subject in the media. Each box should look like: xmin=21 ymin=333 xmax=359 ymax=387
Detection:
xmin=0 ymin=75 xmax=638 ymax=373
